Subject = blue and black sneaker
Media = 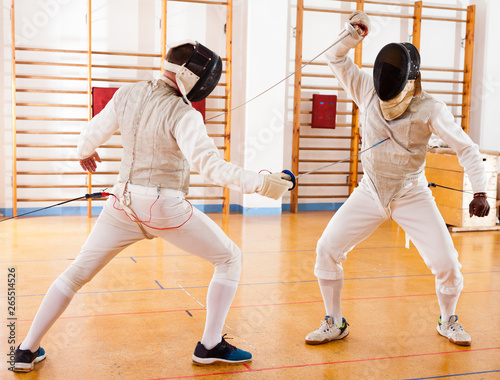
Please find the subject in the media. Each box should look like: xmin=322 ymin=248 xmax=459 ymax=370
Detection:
xmin=192 ymin=335 xmax=252 ymax=365
xmin=13 ymin=345 xmax=46 ymax=372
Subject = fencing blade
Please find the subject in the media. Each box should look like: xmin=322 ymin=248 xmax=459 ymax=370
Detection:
xmin=297 ymin=137 xmax=390 ymax=178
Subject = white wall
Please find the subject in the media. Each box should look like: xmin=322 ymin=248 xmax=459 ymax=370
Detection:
xmin=1 ymin=0 xmax=498 ymax=215
xmin=237 ymin=0 xmax=289 ymax=214
xmin=469 ymin=0 xmax=500 ymax=153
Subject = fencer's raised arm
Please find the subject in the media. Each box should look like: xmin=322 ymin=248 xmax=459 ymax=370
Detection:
xmin=324 ymin=11 xmax=373 ymax=112
xmin=430 ymin=102 xmax=487 ymax=194
xmin=174 ymin=110 xmax=292 ymax=198
xmin=77 ymin=95 xmax=120 ymax=160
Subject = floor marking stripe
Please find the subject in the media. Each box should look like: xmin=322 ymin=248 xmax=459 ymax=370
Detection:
xmin=243 ymin=364 xmax=252 ymax=371
xmin=147 ymin=347 xmax=500 ymax=379
xmin=155 ymin=280 xmax=164 ymax=289
xmin=5 ymin=275 xmax=499 ymax=300
xmin=402 ymin=369 xmax=500 ymax=379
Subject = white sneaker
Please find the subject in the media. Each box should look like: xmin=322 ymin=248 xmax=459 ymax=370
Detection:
xmin=437 ymin=315 xmax=471 ymax=346
xmin=305 ymin=316 xmax=349 ymax=345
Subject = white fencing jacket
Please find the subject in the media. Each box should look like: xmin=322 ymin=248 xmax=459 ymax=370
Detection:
xmin=77 ymin=77 xmax=264 ymax=195
xmin=325 ymin=50 xmax=487 ymax=208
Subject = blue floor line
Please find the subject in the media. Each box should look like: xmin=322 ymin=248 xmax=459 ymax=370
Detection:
xmin=5 ymin=272 xmax=499 ymax=299
xmin=402 ymin=369 xmax=500 ymax=380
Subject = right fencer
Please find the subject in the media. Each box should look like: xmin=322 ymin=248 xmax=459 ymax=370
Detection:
xmin=306 ymin=11 xmax=490 ymax=347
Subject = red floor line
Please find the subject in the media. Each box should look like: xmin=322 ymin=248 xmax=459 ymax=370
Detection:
xmin=149 ymin=346 xmax=500 ymax=380
xmin=7 ymin=288 xmax=499 ymax=324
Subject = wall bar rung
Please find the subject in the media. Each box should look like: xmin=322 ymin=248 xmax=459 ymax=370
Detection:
xmin=298 ymin=195 xmax=348 ymax=199
xmin=17 ymin=89 xmax=87 ymax=94
xmin=421 ymin=16 xmax=466 ymax=23
xmin=170 ymin=0 xmax=228 ymax=5
xmin=300 ymin=136 xmax=353 ymax=139
xmin=186 ymin=197 xmax=225 ymax=200
xmin=298 ymin=183 xmax=349 ymax=187
xmin=299 ymin=147 xmax=351 ymax=151
xmin=16 ymin=131 xmax=81 ymax=134
xmin=17 ymin=61 xmax=87 ymax=67
xmin=16 ymin=117 xmax=87 ymax=121
xmin=16 ymin=103 xmax=87 ymax=108
xmin=300 ymin=123 xmax=352 ymax=127
xmin=299 ymin=159 xmax=355 ymax=163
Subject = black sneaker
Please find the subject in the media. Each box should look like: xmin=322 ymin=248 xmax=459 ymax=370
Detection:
xmin=13 ymin=345 xmax=46 ymax=372
xmin=192 ymin=335 xmax=252 ymax=365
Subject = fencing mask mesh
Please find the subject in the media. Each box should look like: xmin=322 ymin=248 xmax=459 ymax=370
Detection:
xmin=373 ymin=43 xmax=420 ymax=101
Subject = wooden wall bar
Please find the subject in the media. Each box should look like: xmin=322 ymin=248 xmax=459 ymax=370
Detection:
xmin=86 ymin=0 xmax=92 ymax=217
xmin=462 ymin=5 xmax=475 ymax=134
xmin=290 ymin=0 xmax=305 ymax=213
xmin=222 ymin=0 xmax=233 ymax=214
xmin=10 ymin=0 xmax=17 ymax=216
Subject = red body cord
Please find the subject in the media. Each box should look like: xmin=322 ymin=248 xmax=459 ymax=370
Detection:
xmin=109 ymin=194 xmax=194 ymax=230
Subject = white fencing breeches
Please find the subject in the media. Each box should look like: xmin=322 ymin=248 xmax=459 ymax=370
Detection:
xmin=60 ymin=187 xmax=242 ymax=292
xmin=315 ymin=175 xmax=463 ymax=295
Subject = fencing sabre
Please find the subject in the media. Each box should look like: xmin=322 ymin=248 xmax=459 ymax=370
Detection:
xmin=205 ymin=23 xmax=359 ymax=122
xmin=282 ymin=137 xmax=390 ymax=190
xmin=0 ymin=192 xmax=109 ymax=222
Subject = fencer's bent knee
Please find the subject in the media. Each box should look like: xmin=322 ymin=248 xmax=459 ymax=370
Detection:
xmin=59 ymin=260 xmax=101 ymax=292
xmin=314 ymin=241 xmax=345 ymax=280
xmin=435 ymin=266 xmax=463 ymax=295
xmin=213 ymin=246 xmax=242 ymax=282
xmin=59 ymin=270 xmax=85 ymax=293
xmin=428 ymin=251 xmax=463 ymax=295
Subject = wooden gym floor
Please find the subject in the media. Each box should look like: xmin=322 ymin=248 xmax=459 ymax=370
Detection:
xmin=1 ymin=211 xmax=499 ymax=380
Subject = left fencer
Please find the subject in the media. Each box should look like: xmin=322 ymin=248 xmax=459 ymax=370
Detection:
xmin=13 ymin=40 xmax=293 ymax=372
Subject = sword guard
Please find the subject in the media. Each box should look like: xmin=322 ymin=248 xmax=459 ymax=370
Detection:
xmin=282 ymin=170 xmax=296 ymax=191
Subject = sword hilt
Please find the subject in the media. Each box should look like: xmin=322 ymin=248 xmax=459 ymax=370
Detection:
xmin=282 ymin=170 xmax=296 ymax=191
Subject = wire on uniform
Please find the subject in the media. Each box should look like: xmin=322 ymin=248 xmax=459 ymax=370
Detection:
xmin=427 ymin=183 xmax=496 ymax=200
xmin=110 ymin=193 xmax=194 ymax=230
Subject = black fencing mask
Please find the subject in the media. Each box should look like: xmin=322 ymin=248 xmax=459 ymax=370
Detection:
xmin=373 ymin=43 xmax=420 ymax=101
xmin=164 ymin=41 xmax=222 ymax=102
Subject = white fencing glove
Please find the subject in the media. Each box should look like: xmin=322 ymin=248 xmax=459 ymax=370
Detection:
xmin=257 ymin=173 xmax=294 ymax=200
xmin=348 ymin=10 xmax=371 ymax=37
xmin=327 ymin=10 xmax=371 ymax=61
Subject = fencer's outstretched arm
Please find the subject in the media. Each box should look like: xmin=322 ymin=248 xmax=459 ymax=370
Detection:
xmin=324 ymin=11 xmax=374 ymax=112
xmin=174 ymin=110 xmax=266 ymax=194
xmin=430 ymin=102 xmax=487 ymax=194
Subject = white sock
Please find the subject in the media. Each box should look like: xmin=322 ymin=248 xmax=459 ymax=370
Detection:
xmin=20 ymin=277 xmax=76 ymax=352
xmin=437 ymin=288 xmax=460 ymax=322
xmin=318 ymin=278 xmax=343 ymax=325
xmin=201 ymin=278 xmax=238 ymax=350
